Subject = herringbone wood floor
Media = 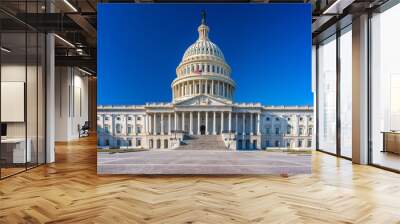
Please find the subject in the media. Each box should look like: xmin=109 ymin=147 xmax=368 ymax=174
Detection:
xmin=1 ymin=135 xmax=400 ymax=224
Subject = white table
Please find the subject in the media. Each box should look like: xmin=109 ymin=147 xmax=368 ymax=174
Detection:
xmin=1 ymin=138 xmax=31 ymax=163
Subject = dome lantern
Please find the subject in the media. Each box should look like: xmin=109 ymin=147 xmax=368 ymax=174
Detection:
xmin=198 ymin=10 xmax=209 ymax=41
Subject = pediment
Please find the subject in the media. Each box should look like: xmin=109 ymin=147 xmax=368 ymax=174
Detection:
xmin=175 ymin=95 xmax=230 ymax=106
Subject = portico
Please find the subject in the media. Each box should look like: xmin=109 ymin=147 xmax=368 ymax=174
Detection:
xmin=145 ymin=109 xmax=261 ymax=136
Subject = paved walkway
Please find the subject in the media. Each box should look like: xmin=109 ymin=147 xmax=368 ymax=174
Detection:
xmin=98 ymin=150 xmax=311 ymax=175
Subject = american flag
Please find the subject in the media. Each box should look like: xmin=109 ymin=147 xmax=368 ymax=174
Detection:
xmin=193 ymin=67 xmax=202 ymax=75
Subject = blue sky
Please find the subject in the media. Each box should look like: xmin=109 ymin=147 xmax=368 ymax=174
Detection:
xmin=98 ymin=4 xmax=312 ymax=106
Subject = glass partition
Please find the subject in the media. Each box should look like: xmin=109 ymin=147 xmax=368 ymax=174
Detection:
xmin=370 ymin=3 xmax=400 ymax=171
xmin=0 ymin=1 xmax=46 ymax=179
xmin=339 ymin=26 xmax=352 ymax=158
xmin=1 ymin=31 xmax=28 ymax=177
xmin=317 ymin=35 xmax=337 ymax=154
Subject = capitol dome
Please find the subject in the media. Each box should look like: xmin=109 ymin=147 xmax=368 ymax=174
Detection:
xmin=172 ymin=11 xmax=235 ymax=104
xmin=182 ymin=29 xmax=225 ymax=62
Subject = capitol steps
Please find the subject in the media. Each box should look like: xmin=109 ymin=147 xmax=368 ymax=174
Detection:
xmin=176 ymin=135 xmax=228 ymax=151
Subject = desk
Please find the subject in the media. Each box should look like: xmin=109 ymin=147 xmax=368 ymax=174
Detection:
xmin=1 ymin=138 xmax=31 ymax=163
xmin=382 ymin=131 xmax=400 ymax=155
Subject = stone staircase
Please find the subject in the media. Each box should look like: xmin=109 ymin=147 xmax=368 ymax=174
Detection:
xmin=176 ymin=135 xmax=228 ymax=150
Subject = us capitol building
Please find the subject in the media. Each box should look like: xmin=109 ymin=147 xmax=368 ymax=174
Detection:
xmin=97 ymin=13 xmax=313 ymax=150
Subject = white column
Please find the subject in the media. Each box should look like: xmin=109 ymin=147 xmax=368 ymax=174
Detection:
xmin=250 ymin=113 xmax=253 ymax=135
xmin=197 ymin=111 xmax=201 ymax=134
xmin=182 ymin=112 xmax=185 ymax=132
xmin=199 ymin=80 xmax=202 ymax=94
xmin=190 ymin=112 xmax=193 ymax=135
xmin=205 ymin=112 xmax=209 ymax=135
xmin=229 ymin=112 xmax=232 ymax=132
xmin=147 ymin=114 xmax=151 ymax=134
xmin=133 ymin=115 xmax=136 ymax=135
xmin=46 ymin=28 xmax=56 ymax=163
xmin=168 ymin=113 xmax=171 ymax=134
xmin=242 ymin=113 xmax=245 ymax=135
xmin=235 ymin=113 xmax=238 ymax=134
xmin=352 ymin=14 xmax=369 ymax=164
xmin=174 ymin=112 xmax=177 ymax=131
xmin=257 ymin=113 xmax=261 ymax=135
xmin=220 ymin=112 xmax=224 ymax=133
xmin=222 ymin=83 xmax=225 ymax=97
xmin=211 ymin=80 xmax=214 ymax=95
xmin=144 ymin=114 xmax=147 ymax=134
xmin=153 ymin=114 xmax=156 ymax=135
xmin=161 ymin=113 xmax=164 ymax=135
xmin=125 ymin=115 xmax=128 ymax=135
xmin=213 ymin=111 xmax=216 ymax=135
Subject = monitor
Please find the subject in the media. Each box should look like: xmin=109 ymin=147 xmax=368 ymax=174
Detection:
xmin=1 ymin=123 xmax=7 ymax=137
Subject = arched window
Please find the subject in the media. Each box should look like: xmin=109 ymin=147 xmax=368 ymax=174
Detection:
xmin=127 ymin=125 xmax=132 ymax=134
xmin=299 ymin=126 xmax=304 ymax=135
xmin=212 ymin=65 xmax=215 ymax=72
xmin=287 ymin=125 xmax=292 ymax=135
xmin=104 ymin=124 xmax=110 ymax=134
xmin=116 ymin=124 xmax=122 ymax=134
xmin=207 ymin=64 xmax=210 ymax=72
xmin=216 ymin=66 xmax=220 ymax=73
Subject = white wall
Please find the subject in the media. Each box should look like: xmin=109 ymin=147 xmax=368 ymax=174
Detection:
xmin=55 ymin=67 xmax=89 ymax=141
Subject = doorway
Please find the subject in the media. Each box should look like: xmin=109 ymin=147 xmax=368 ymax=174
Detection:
xmin=200 ymin=125 xmax=206 ymax=135
xmin=164 ymin=139 xmax=168 ymax=149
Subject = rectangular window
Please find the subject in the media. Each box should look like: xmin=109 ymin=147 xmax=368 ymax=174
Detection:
xmin=317 ymin=35 xmax=337 ymax=154
xmin=307 ymin=140 xmax=312 ymax=148
xmin=370 ymin=5 xmax=400 ymax=170
xmin=298 ymin=140 xmax=302 ymax=148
